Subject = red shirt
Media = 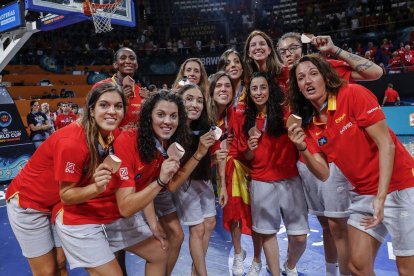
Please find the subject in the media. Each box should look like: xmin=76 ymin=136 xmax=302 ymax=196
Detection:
xmin=231 ymin=85 xmax=247 ymax=114
xmin=54 ymin=113 xmax=77 ymax=129
xmin=93 ymin=76 xmax=142 ymax=128
xmin=384 ymin=88 xmax=399 ymax=103
xmin=212 ymin=107 xmax=235 ymax=154
xmin=328 ymin=59 xmax=352 ymax=83
xmin=278 ymin=59 xmax=352 ymax=97
xmin=304 ymin=84 xmax=414 ymax=195
xmin=400 ymin=50 xmax=414 ymax=66
xmin=238 ymin=112 xmax=298 ymax=182
xmin=276 ymin=67 xmax=290 ymax=93
xmin=113 ymin=129 xmax=164 ymax=191
xmin=6 ymin=123 xmax=83 ymax=212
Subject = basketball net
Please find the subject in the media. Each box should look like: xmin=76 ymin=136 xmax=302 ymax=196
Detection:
xmin=83 ymin=0 xmax=122 ymax=33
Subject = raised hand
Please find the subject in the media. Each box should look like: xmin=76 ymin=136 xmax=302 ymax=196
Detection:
xmin=159 ymin=157 xmax=181 ymax=184
xmin=93 ymin=163 xmax=113 ymax=193
xmin=288 ymin=123 xmax=307 ymax=151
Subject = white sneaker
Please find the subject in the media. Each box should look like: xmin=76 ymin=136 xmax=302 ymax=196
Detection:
xmin=246 ymin=260 xmax=262 ymax=276
xmin=232 ymin=249 xmax=246 ymax=276
xmin=283 ymin=260 xmax=299 ymax=276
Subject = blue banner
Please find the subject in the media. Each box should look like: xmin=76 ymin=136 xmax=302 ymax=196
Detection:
xmin=0 ymin=1 xmax=25 ymax=33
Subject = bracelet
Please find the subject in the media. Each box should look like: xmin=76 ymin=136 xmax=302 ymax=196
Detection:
xmin=192 ymin=155 xmax=201 ymax=162
xmin=298 ymin=145 xmax=307 ymax=152
xmin=157 ymin=177 xmax=167 ymax=188
xmin=334 ymin=47 xmax=343 ymax=58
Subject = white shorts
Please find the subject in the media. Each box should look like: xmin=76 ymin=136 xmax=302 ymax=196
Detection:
xmin=55 ymin=211 xmax=153 ymax=269
xmin=154 ymin=190 xmax=177 ymax=217
xmin=298 ymin=161 xmax=351 ymax=218
xmin=6 ymin=197 xmax=62 ymax=258
xmin=173 ymin=179 xmax=217 ymax=226
xmin=348 ymin=187 xmax=414 ymax=256
xmin=250 ymin=176 xmax=309 ymax=235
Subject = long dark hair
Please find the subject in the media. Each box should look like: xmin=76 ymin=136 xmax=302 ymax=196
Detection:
xmin=177 ymin=84 xmax=211 ymax=180
xmin=138 ymin=90 xmax=190 ymax=163
xmin=82 ymin=82 xmax=126 ymax=177
xmin=217 ymin=49 xmax=246 ymax=84
xmin=243 ymin=72 xmax=286 ymax=137
xmin=288 ymin=54 xmax=344 ymax=127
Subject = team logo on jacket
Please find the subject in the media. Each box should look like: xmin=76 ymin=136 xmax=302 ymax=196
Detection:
xmin=318 ymin=136 xmax=328 ymax=146
xmin=135 ymin=173 xmax=142 ymax=180
xmin=120 ymin=167 xmax=129 ymax=180
xmin=65 ymin=162 xmax=75 ymax=174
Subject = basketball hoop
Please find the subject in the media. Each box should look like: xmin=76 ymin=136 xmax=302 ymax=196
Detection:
xmin=83 ymin=0 xmax=122 ymax=33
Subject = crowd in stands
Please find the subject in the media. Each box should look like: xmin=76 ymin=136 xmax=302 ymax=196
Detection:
xmin=5 ymin=0 xmax=413 ymax=77
xmin=26 ymin=99 xmax=81 ymax=147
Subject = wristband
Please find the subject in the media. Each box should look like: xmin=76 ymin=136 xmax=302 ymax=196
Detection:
xmin=298 ymin=145 xmax=307 ymax=152
xmin=334 ymin=47 xmax=343 ymax=58
xmin=157 ymin=177 xmax=167 ymax=187
xmin=192 ymin=155 xmax=201 ymax=162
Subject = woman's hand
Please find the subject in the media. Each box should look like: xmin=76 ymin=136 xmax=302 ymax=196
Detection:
xmin=213 ymin=148 xmax=229 ymax=164
xmin=93 ymin=163 xmax=113 ymax=193
xmin=312 ymin=35 xmax=336 ymax=54
xmin=149 ymin=221 xmax=168 ymax=250
xmin=159 ymin=157 xmax=181 ymax=184
xmin=288 ymin=123 xmax=307 ymax=151
xmin=219 ymin=185 xmax=228 ymax=208
xmin=140 ymin=87 xmax=150 ymax=99
xmin=195 ymin=130 xmax=216 ymax=158
xmin=360 ymin=196 xmax=385 ymax=229
xmin=122 ymin=84 xmax=134 ymax=99
xmin=247 ymin=135 xmax=260 ymax=151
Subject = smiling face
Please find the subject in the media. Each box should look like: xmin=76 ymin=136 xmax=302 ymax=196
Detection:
xmin=91 ymin=91 xmax=125 ymax=137
xmin=225 ymin=52 xmax=243 ymax=81
xmin=278 ymin=37 xmax=302 ymax=69
xmin=31 ymin=101 xmax=40 ymax=113
xmin=249 ymin=76 xmax=269 ymax=111
xmin=183 ymin=61 xmax=201 ymax=84
xmin=295 ymin=61 xmax=327 ymax=105
xmin=248 ymin=35 xmax=271 ymax=63
xmin=114 ymin=48 xmax=138 ymax=76
xmin=182 ymin=87 xmax=204 ymax=122
xmin=151 ymin=100 xmax=179 ymax=142
xmin=213 ymin=75 xmax=233 ymax=107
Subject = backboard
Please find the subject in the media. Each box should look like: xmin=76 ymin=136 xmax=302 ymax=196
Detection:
xmin=25 ymin=0 xmax=135 ymax=27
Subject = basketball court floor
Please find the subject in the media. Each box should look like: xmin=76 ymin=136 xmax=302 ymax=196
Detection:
xmin=0 ymin=186 xmax=399 ymax=275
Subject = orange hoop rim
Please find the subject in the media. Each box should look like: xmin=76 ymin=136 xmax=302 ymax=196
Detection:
xmin=83 ymin=0 xmax=122 ymax=16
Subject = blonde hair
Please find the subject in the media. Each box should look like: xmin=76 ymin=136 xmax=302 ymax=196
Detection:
xmin=173 ymin=58 xmax=209 ymax=98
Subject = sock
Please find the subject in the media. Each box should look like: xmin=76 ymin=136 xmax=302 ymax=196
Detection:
xmin=325 ymin=262 xmax=339 ymax=276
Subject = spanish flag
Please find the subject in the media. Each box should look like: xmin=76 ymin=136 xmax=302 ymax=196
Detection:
xmin=222 ymin=156 xmax=252 ymax=235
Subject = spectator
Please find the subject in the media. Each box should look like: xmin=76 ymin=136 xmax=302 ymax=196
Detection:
xmin=70 ymin=103 xmax=80 ymax=119
xmin=54 ymin=102 xmax=77 ymax=130
xmin=400 ymin=44 xmax=414 ymax=72
xmin=49 ymin=88 xmax=59 ymax=99
xmin=148 ymin=84 xmax=158 ymax=96
xmin=382 ymin=83 xmax=401 ymax=106
xmin=387 ymin=51 xmax=403 ymax=74
xmin=27 ymin=100 xmax=51 ymax=148
xmin=41 ymin=102 xmax=55 ymax=134
xmin=53 ymin=101 xmax=63 ymax=121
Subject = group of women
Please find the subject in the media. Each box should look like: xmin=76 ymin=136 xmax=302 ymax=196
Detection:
xmin=6 ymin=29 xmax=414 ymax=276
